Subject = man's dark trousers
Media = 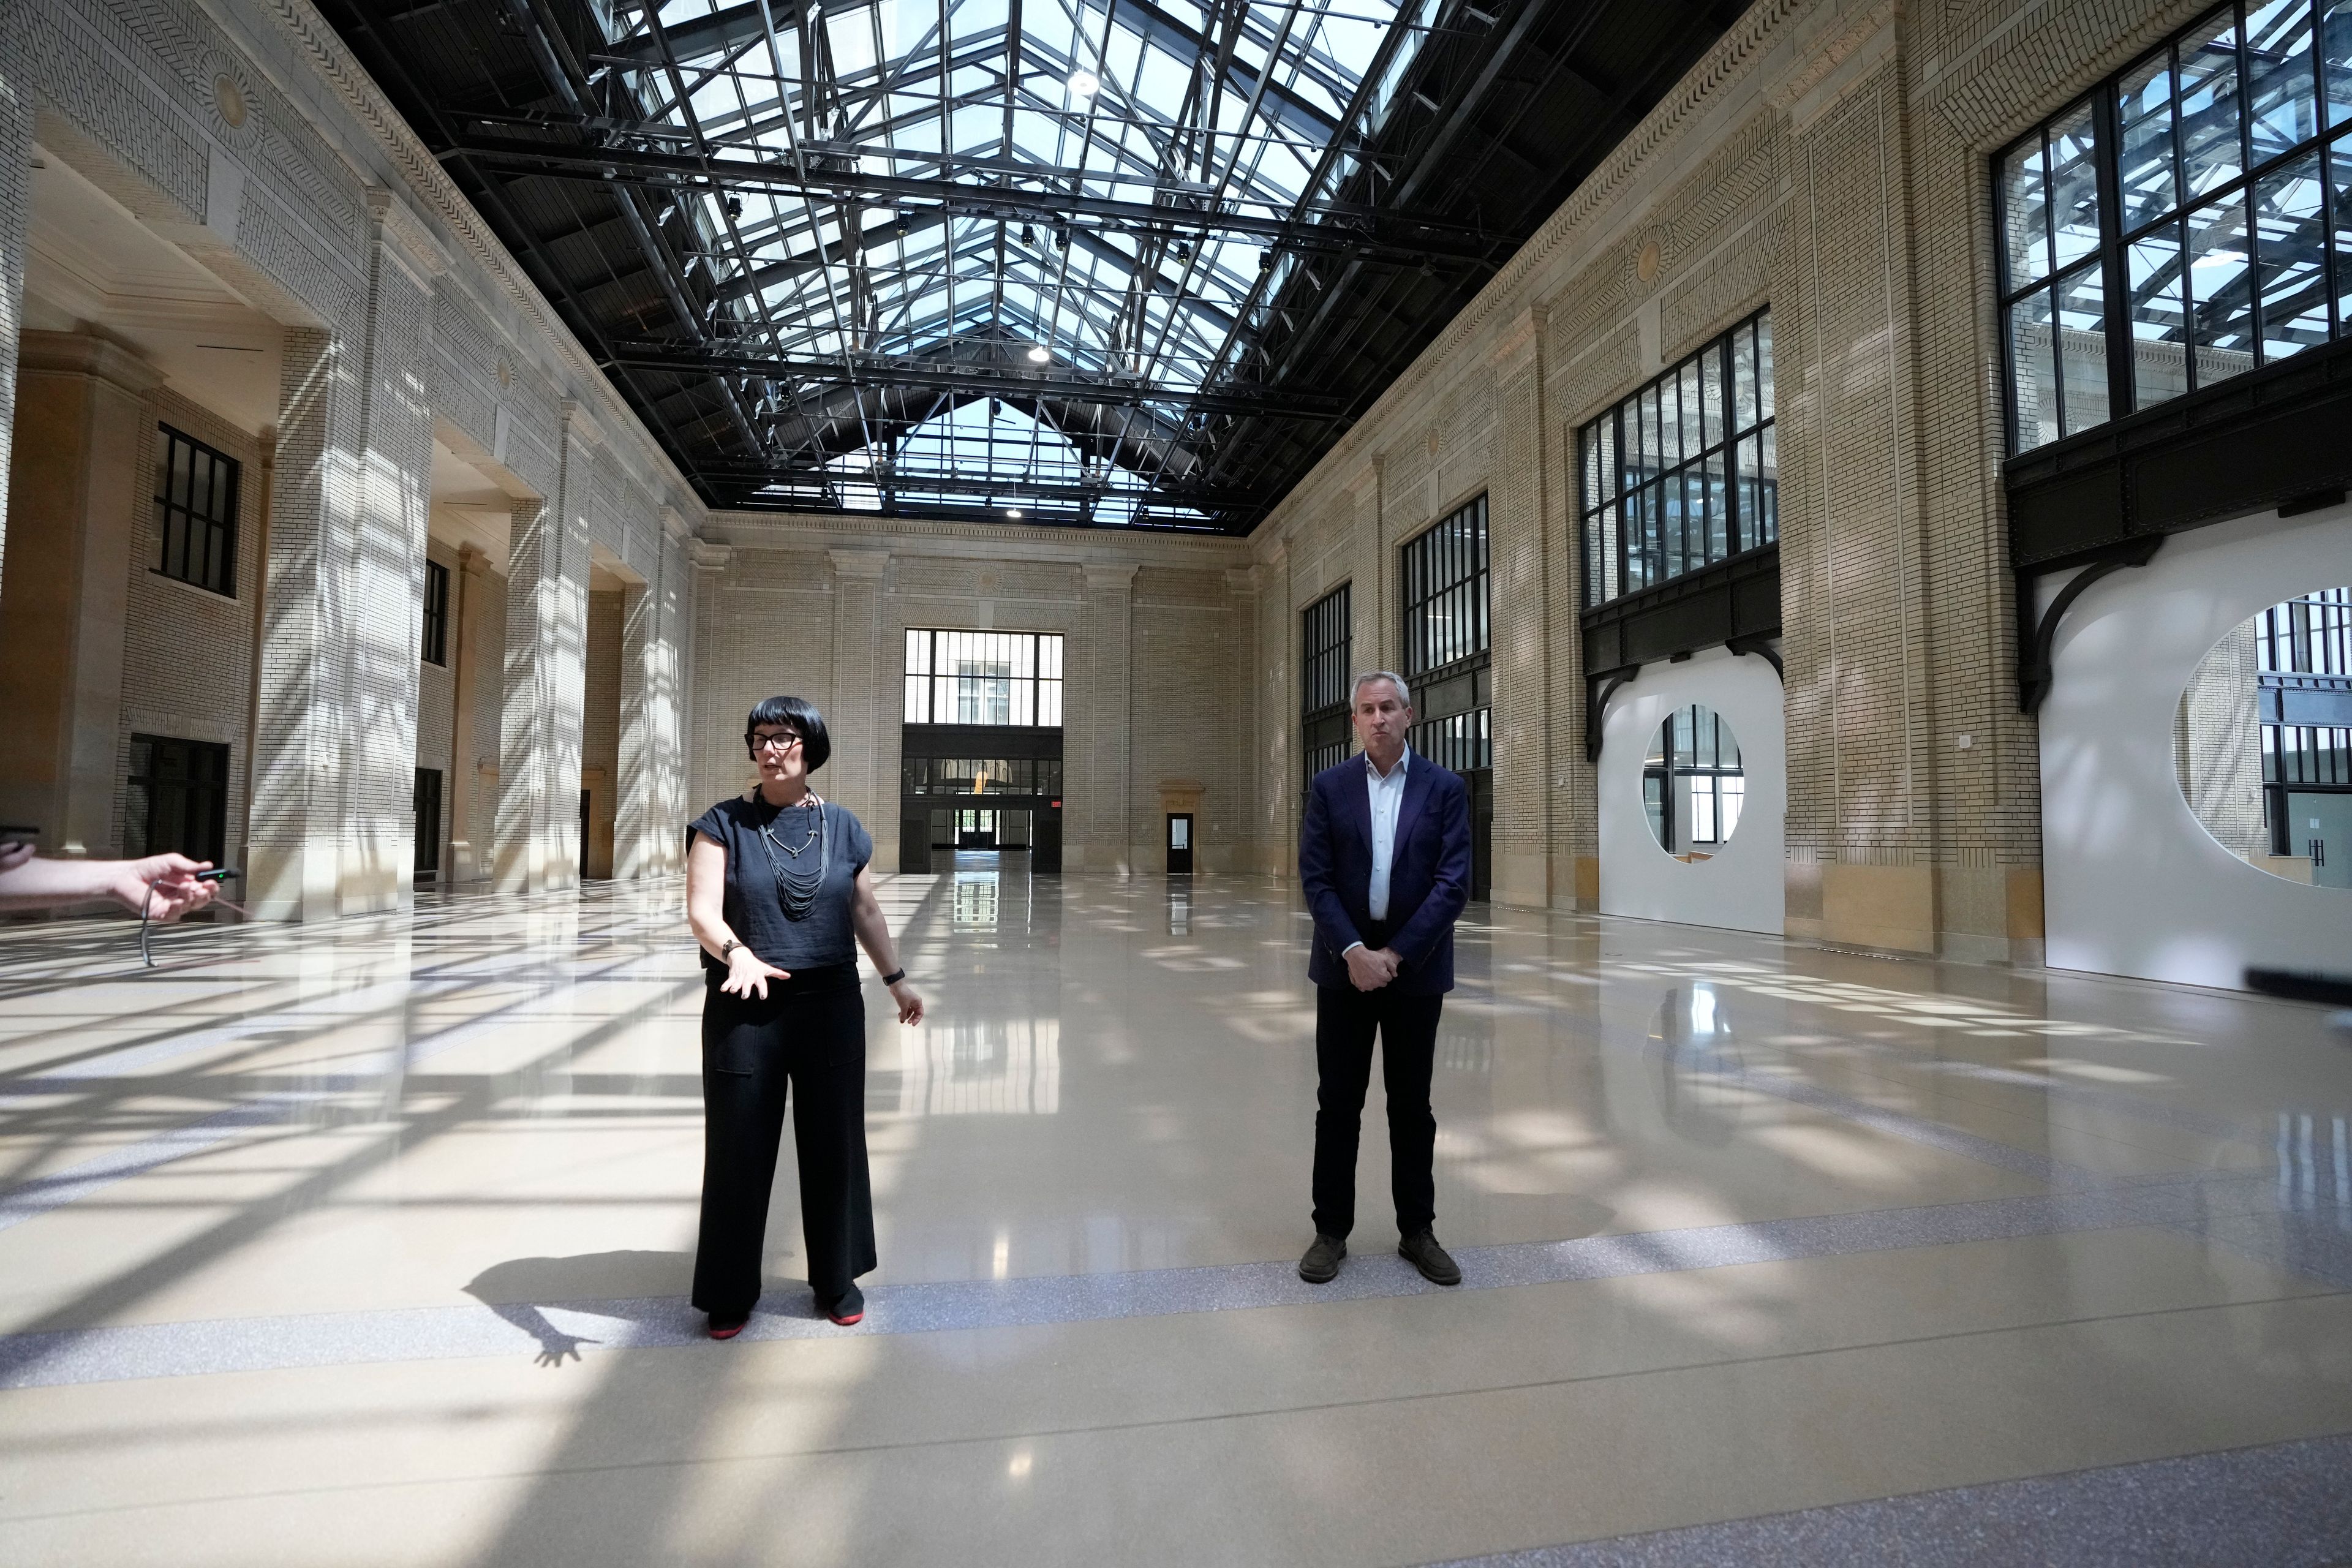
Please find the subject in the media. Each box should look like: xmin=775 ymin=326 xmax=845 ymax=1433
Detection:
xmin=1312 ymin=929 xmax=1442 ymax=1239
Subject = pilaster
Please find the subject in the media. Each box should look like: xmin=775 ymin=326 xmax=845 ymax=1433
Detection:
xmin=1775 ymin=8 xmax=1939 ymax=953
xmin=1487 ymin=306 xmax=1555 ymax=910
xmin=248 ymin=326 xmax=363 ymax=921
xmin=0 ymin=12 xmax=30 ymax=597
xmin=1075 ymin=562 xmax=1138 ymax=873
xmin=341 ymin=189 xmax=445 ymax=913
xmin=827 ymin=548 xmax=890 ymax=862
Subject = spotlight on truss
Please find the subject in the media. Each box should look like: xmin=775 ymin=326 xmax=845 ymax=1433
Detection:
xmin=1066 ymin=69 xmax=1099 ymax=99
xmin=1026 ymin=344 xmax=1050 ymax=363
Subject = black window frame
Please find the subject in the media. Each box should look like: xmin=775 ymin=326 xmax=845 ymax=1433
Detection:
xmin=1642 ymin=704 xmax=1748 ymax=855
xmin=153 ymin=424 xmax=240 ymax=598
xmin=421 ymin=559 xmax=451 ymax=667
xmin=1401 ymin=494 xmax=1490 ymax=678
xmin=126 ymin=734 xmax=230 ymax=869
xmin=1996 ymin=0 xmax=2352 ymax=456
xmin=1401 ymin=494 xmax=1494 ymax=776
xmin=2256 ymin=587 xmax=2352 ymax=854
xmin=1577 ymin=310 xmax=1777 ymax=609
xmin=902 ymin=628 xmax=1066 ymax=726
xmin=1302 ymin=584 xmax=1353 ymax=782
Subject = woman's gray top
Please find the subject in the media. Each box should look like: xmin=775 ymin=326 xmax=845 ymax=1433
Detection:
xmin=690 ymin=793 xmax=873 ymax=974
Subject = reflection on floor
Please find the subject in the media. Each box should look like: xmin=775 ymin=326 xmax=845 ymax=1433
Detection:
xmin=2 ymin=872 xmax=2350 ymax=1564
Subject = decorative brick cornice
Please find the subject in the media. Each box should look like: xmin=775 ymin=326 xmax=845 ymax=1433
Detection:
xmin=689 ymin=538 xmax=735 ymax=571
xmin=708 ymin=508 xmax=1250 ymax=567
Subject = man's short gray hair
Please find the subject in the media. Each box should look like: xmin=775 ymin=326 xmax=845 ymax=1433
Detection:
xmin=1351 ymin=670 xmax=1412 ymax=709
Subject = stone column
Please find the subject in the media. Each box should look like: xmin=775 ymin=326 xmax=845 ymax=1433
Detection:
xmin=0 ymin=12 xmax=31 ymax=597
xmin=616 ymin=573 xmax=657 ymax=880
xmin=0 ymin=333 xmax=162 ymax=854
xmin=1545 ymin=351 xmax=1600 ymax=911
xmin=653 ymin=523 xmax=692 ymax=873
xmin=496 ymin=405 xmax=598 ymax=894
xmin=446 ymin=541 xmax=489 ymax=883
xmin=342 ymin=191 xmax=446 ymax=913
xmin=827 ymin=548 xmax=890 ymax=860
xmin=685 ymin=538 xmax=733 ymax=824
xmin=1076 ymin=562 xmax=1137 ymax=874
xmin=1487 ymin=305 xmax=1553 ymax=910
xmin=248 ymin=326 xmax=362 ymax=922
xmin=1254 ymin=540 xmax=1292 ymax=877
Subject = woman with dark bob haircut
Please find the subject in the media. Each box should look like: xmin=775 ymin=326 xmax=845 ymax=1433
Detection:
xmin=685 ymin=694 xmax=924 ymax=1335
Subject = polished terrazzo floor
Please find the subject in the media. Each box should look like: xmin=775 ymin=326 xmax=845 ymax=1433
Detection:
xmin=2 ymin=861 xmax=2350 ymax=1565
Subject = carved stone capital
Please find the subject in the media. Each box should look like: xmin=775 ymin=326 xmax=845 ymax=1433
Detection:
xmin=561 ymin=399 xmax=607 ymax=452
xmin=690 ymin=538 xmax=734 ymax=571
xmin=18 ymin=330 xmax=165 ymax=397
xmin=366 ymin=188 xmax=452 ymax=284
xmin=827 ymin=548 xmax=890 ymax=580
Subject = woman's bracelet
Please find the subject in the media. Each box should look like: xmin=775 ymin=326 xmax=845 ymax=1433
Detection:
xmin=880 ymin=968 xmax=906 ymax=987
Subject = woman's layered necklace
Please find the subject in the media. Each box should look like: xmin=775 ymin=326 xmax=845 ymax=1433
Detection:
xmin=754 ymin=791 xmax=829 ymax=922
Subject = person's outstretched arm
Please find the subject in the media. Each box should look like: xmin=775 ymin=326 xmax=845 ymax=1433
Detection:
xmin=0 ymin=853 xmax=217 ymax=918
xmin=687 ymin=833 xmax=790 ymax=1000
xmin=849 ymin=867 xmax=925 ymax=1024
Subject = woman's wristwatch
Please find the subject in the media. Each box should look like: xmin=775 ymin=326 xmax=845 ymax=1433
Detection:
xmin=880 ymin=968 xmax=906 ymax=987
xmin=720 ymin=939 xmax=743 ymax=961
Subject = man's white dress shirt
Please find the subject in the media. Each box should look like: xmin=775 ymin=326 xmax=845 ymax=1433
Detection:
xmin=1344 ymin=748 xmax=1411 ymax=956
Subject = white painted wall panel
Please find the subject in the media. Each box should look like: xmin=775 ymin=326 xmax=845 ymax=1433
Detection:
xmin=2041 ymin=505 xmax=2352 ymax=989
xmin=1597 ymin=646 xmax=1785 ymax=935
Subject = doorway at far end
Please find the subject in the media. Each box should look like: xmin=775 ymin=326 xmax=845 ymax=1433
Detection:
xmin=1166 ymin=812 xmax=1194 ymax=875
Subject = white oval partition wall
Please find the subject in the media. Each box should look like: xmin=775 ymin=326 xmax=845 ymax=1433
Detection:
xmin=2041 ymin=502 xmax=2352 ymax=988
xmin=1597 ymin=646 xmax=1786 ymax=935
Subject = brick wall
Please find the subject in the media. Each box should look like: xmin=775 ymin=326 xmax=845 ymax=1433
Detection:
xmin=1240 ymin=0 xmax=2204 ymax=960
xmin=112 ymin=389 xmax=262 ymax=872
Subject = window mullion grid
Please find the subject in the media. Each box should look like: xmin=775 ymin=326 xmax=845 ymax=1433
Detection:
xmin=2096 ymin=78 xmax=2136 ymax=419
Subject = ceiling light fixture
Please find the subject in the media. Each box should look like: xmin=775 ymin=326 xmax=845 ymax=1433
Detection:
xmin=1008 ymin=507 xmax=1024 ymax=518
xmin=1026 ymin=345 xmax=1050 ymax=363
xmin=1066 ymin=69 xmax=1099 ymax=99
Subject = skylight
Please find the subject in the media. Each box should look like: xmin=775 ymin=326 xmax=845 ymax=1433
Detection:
xmin=594 ymin=0 xmax=1444 ymax=524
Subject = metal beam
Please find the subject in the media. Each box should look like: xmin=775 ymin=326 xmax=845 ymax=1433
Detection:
xmin=609 ymin=344 xmax=1343 ymax=418
xmin=442 ymin=132 xmax=1506 ymax=260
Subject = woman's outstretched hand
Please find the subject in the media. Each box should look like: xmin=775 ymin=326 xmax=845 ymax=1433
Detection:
xmin=888 ymin=979 xmax=924 ymax=1025
xmin=722 ymin=946 xmax=790 ymax=1000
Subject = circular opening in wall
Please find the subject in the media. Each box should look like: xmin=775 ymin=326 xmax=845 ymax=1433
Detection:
xmin=2175 ymin=586 xmax=2351 ymax=890
xmin=1643 ymin=704 xmax=1744 ymax=859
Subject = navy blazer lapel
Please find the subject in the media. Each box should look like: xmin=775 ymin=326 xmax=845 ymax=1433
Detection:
xmin=1337 ymin=758 xmax=1373 ymax=851
xmin=1391 ymin=753 xmax=1435 ymax=856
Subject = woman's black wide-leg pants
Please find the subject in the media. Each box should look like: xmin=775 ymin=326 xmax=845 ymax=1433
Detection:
xmin=692 ymin=966 xmax=876 ymax=1317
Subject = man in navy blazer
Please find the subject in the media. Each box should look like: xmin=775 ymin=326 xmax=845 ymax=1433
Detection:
xmin=1296 ymin=671 xmax=1473 ymax=1287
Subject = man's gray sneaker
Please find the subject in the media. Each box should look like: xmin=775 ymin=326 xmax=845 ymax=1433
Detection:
xmin=1398 ymin=1229 xmax=1461 ymax=1286
xmin=1298 ymin=1233 xmax=1346 ymax=1283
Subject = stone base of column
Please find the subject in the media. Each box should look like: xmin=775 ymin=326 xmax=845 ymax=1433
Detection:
xmin=1490 ymin=850 xmax=1550 ymax=910
xmin=246 ymin=843 xmax=340 ymax=923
